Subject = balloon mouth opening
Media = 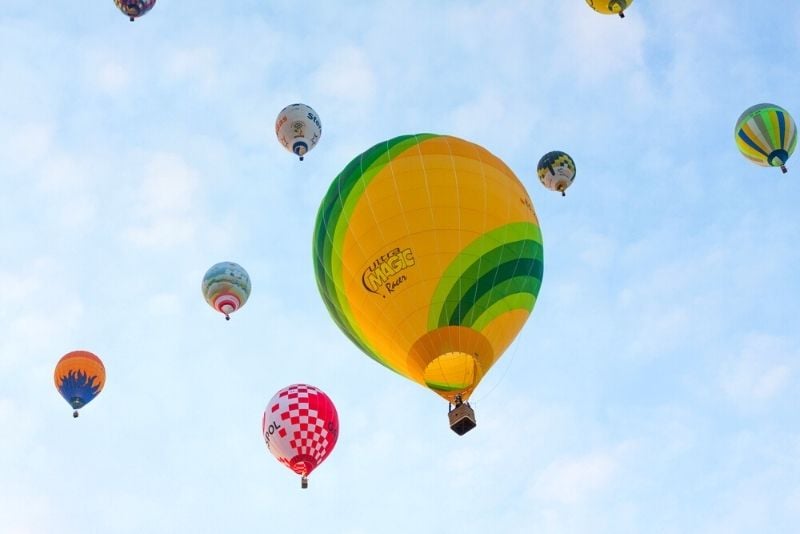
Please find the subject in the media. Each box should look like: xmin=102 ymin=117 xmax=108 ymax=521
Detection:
xmin=289 ymin=455 xmax=317 ymax=478
xmin=423 ymin=351 xmax=479 ymax=400
xmin=554 ymin=178 xmax=572 ymax=193
xmin=609 ymin=0 xmax=625 ymax=15
xmin=293 ymin=141 xmax=308 ymax=159
xmin=215 ymin=295 xmax=240 ymax=317
xmin=70 ymin=398 xmax=85 ymax=410
xmin=407 ymin=326 xmax=494 ymax=404
xmin=768 ymin=149 xmax=789 ymax=169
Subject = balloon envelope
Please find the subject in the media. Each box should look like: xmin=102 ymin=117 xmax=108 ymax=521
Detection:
xmin=114 ymin=0 xmax=156 ymax=20
xmin=54 ymin=351 xmax=106 ymax=415
xmin=735 ymin=103 xmax=797 ymax=172
xmin=202 ymin=262 xmax=251 ymax=319
xmin=262 ymin=384 xmax=339 ymax=482
xmin=275 ymin=103 xmax=322 ymax=160
xmin=537 ymin=151 xmax=576 ymax=195
xmin=585 ymin=0 xmax=632 ymax=16
xmin=313 ymin=134 xmax=543 ymax=403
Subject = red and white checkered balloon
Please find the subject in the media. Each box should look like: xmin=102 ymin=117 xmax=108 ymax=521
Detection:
xmin=262 ymin=384 xmax=339 ymax=481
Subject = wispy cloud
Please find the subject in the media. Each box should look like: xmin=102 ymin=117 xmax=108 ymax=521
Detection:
xmin=528 ymin=447 xmax=624 ymax=505
xmin=125 ymin=152 xmax=200 ymax=248
xmin=720 ymin=333 xmax=794 ymax=404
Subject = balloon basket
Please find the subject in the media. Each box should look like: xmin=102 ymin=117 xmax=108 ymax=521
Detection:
xmin=73 ymin=410 xmax=79 ymax=418
xmin=448 ymin=400 xmax=476 ymax=436
xmin=301 ymin=476 xmax=308 ymax=489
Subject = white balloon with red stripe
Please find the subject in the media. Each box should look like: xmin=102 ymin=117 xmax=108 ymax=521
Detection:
xmin=201 ymin=261 xmax=251 ymax=320
xmin=262 ymin=383 xmax=339 ymax=488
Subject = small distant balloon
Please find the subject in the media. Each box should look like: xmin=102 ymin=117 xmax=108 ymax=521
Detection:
xmin=585 ymin=0 xmax=632 ymax=18
xmin=262 ymin=384 xmax=339 ymax=489
xmin=54 ymin=351 xmax=106 ymax=418
xmin=202 ymin=262 xmax=251 ymax=320
xmin=114 ymin=0 xmax=156 ymax=21
xmin=275 ymin=103 xmax=322 ymax=161
xmin=735 ymin=103 xmax=797 ymax=174
xmin=537 ymin=151 xmax=576 ymax=197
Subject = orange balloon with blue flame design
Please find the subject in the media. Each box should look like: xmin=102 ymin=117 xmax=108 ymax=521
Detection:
xmin=54 ymin=351 xmax=106 ymax=418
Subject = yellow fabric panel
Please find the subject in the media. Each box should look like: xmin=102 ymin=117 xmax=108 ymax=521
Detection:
xmin=338 ymin=136 xmax=535 ymax=399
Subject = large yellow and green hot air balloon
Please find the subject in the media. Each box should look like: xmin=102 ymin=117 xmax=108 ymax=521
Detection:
xmin=313 ymin=134 xmax=543 ymax=434
xmin=735 ymin=103 xmax=797 ymax=174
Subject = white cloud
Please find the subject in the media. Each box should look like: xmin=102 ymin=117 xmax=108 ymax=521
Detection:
xmin=529 ymin=449 xmax=620 ymax=505
xmin=163 ymin=46 xmax=220 ymax=92
xmin=147 ymin=293 xmax=182 ymax=316
xmin=0 ymin=260 xmax=84 ymax=370
xmin=553 ymin=5 xmax=647 ymax=86
xmin=125 ymin=152 xmax=200 ymax=248
xmin=95 ymin=61 xmax=131 ymax=93
xmin=721 ymin=334 xmax=794 ymax=403
xmin=312 ymin=45 xmax=376 ymax=105
xmin=1 ymin=122 xmax=54 ymax=173
xmin=449 ymin=91 xmax=511 ymax=144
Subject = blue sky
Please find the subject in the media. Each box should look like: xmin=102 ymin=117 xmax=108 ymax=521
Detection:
xmin=2 ymin=1 xmax=800 ymax=533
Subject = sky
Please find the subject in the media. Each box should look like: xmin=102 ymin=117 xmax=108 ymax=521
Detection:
xmin=2 ymin=1 xmax=800 ymax=533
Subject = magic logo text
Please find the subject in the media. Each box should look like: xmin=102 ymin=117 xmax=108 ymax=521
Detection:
xmin=362 ymin=248 xmax=416 ymax=294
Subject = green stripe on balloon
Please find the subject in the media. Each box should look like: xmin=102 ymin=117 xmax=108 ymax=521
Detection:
xmin=329 ymin=136 xmax=436 ymax=355
xmin=314 ymin=135 xmax=418 ymax=286
xmin=315 ymin=134 xmax=434 ymax=302
xmin=426 ymin=380 xmax=471 ymax=392
xmin=428 ymin=222 xmax=542 ymax=330
xmin=471 ymin=292 xmax=537 ymax=333
xmin=459 ymin=276 xmax=541 ymax=328
xmin=437 ymin=240 xmax=542 ymax=327
xmin=448 ymin=257 xmax=543 ymax=326
xmin=313 ymin=134 xmax=438 ymax=371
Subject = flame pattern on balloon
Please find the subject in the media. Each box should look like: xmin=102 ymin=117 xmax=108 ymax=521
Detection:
xmin=54 ymin=351 xmax=106 ymax=413
xmin=313 ymin=134 xmax=543 ymax=403
xmin=262 ymin=384 xmax=339 ymax=482
xmin=735 ymin=103 xmax=797 ymax=173
xmin=113 ymin=0 xmax=156 ymax=21
xmin=202 ymin=262 xmax=251 ymax=320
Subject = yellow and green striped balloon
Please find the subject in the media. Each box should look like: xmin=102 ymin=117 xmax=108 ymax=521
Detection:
xmin=313 ymin=134 xmax=543 ymax=404
xmin=735 ymin=103 xmax=797 ymax=173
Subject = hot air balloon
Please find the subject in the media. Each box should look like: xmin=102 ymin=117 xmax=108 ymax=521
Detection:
xmin=54 ymin=351 xmax=106 ymax=418
xmin=114 ymin=0 xmax=156 ymax=21
xmin=275 ymin=103 xmax=322 ymax=161
xmin=586 ymin=0 xmax=632 ymax=18
xmin=313 ymin=134 xmax=543 ymax=435
xmin=262 ymin=384 xmax=339 ymax=488
xmin=202 ymin=262 xmax=251 ymax=320
xmin=537 ymin=151 xmax=576 ymax=196
xmin=735 ymin=103 xmax=797 ymax=174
